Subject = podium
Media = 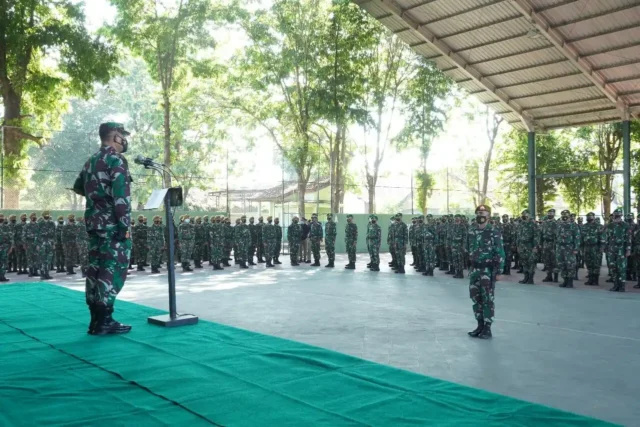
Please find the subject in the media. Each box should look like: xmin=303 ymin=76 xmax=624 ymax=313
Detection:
xmin=143 ymin=186 xmax=199 ymax=328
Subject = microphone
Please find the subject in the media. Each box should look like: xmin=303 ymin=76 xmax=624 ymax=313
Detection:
xmin=134 ymin=154 xmax=163 ymax=168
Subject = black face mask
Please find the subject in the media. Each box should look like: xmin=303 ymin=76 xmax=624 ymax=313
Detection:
xmin=115 ymin=134 xmax=128 ymax=153
xmin=587 ymin=218 xmax=594 ymax=223
xmin=521 ymin=215 xmax=528 ymax=220
xmin=476 ymin=215 xmax=487 ymax=224
xmin=561 ymin=216 xmax=569 ymax=221
xmin=10 ymin=220 xmax=15 ymax=224
xmin=58 ymin=221 xmax=63 ymax=224
xmin=547 ymin=214 xmax=554 ymax=219
xmin=372 ymin=220 xmax=377 ymax=224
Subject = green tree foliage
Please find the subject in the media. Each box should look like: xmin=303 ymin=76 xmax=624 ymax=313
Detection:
xmin=108 ymin=0 xmax=235 ymax=187
xmin=558 ymin=149 xmax=600 ymax=215
xmin=0 ymin=0 xmax=117 ymax=206
xmin=496 ymin=130 xmax=573 ymax=215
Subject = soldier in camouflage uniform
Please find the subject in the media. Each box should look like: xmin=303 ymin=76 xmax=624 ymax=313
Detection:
xmin=248 ymin=217 xmax=257 ymax=265
xmin=387 ymin=216 xmax=396 ymax=269
xmin=256 ymin=216 xmax=265 ymax=263
xmin=324 ymin=214 xmax=336 ymax=268
xmin=262 ymin=216 xmax=276 ymax=268
xmin=366 ymin=214 xmax=381 ymax=271
xmin=72 ymin=122 xmax=133 ymax=335
xmin=309 ymin=213 xmax=323 ymax=266
xmin=413 ymin=216 xmax=424 ymax=272
xmin=394 ymin=213 xmax=408 ymax=274
xmin=516 ymin=209 xmax=540 ymax=285
xmin=345 ymin=214 xmax=358 ymax=270
xmin=555 ymin=210 xmax=580 ymax=288
xmin=409 ymin=217 xmax=417 ymax=267
xmin=421 ymin=215 xmax=436 ymax=276
xmin=54 ymin=215 xmax=65 ymax=273
xmin=287 ymin=216 xmax=301 ymax=266
xmin=210 ymin=216 xmax=225 ymax=270
xmin=34 ymin=211 xmax=55 ymax=280
xmin=178 ymin=215 xmax=195 ymax=271
xmin=541 ymin=209 xmax=558 ymax=282
xmin=583 ymin=212 xmax=603 ymax=286
xmin=236 ymin=215 xmax=252 ymax=268
xmin=625 ymin=213 xmax=636 ymax=281
xmin=467 ymin=205 xmax=505 ymax=340
xmin=77 ymin=217 xmax=90 ymax=277
xmin=0 ymin=213 xmax=12 ymax=282
xmin=604 ymin=208 xmax=632 ymax=292
xmin=148 ymin=215 xmax=165 ymax=273
xmin=24 ymin=212 xmax=40 ymax=277
xmin=202 ymin=215 xmax=211 ymax=265
xmin=62 ymin=214 xmax=79 ymax=275
xmin=223 ymin=217 xmax=233 ymax=265
xmin=193 ymin=216 xmax=205 ymax=269
xmin=500 ymin=214 xmax=513 ymax=275
xmin=13 ymin=214 xmax=27 ymax=275
xmin=452 ymin=214 xmax=466 ymax=278
xmin=273 ymin=217 xmax=283 ymax=265
xmin=133 ymin=215 xmax=148 ymax=271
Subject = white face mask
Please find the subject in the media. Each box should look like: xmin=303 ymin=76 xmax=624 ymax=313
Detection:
xmin=184 ymin=219 xmax=190 ymax=224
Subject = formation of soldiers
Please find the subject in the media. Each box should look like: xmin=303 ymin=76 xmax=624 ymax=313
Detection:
xmin=0 ymin=211 xmax=89 ymax=282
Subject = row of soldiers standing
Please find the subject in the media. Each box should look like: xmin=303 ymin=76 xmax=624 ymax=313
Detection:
xmin=0 ymin=211 xmax=89 ymax=281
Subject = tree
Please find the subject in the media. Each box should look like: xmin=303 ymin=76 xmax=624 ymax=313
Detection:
xmin=479 ymin=107 xmax=502 ymax=205
xmin=109 ymin=0 xmax=233 ymax=187
xmin=496 ymin=130 xmax=573 ymax=215
xmin=558 ymin=149 xmax=600 ymax=215
xmin=0 ymin=0 xmax=117 ymax=207
xmin=395 ymin=58 xmax=452 ymax=214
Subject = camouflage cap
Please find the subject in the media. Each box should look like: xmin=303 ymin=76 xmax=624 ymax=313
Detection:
xmin=138 ymin=215 xmax=145 ymax=221
xmin=241 ymin=215 xmax=247 ymax=219
xmin=203 ymin=215 xmax=209 ymax=221
xmin=396 ymin=212 xmax=403 ymax=217
xmin=418 ymin=215 xmax=424 ymax=220
xmin=249 ymin=216 xmax=254 ymax=220
xmin=311 ymin=213 xmax=317 ymax=217
xmin=372 ymin=215 xmax=378 ymax=220
xmin=614 ymin=208 xmax=623 ymax=215
xmin=586 ymin=212 xmax=595 ymax=217
xmin=475 ymin=205 xmax=491 ymax=214
xmin=426 ymin=214 xmax=432 ymax=218
xmin=259 ymin=216 xmax=264 ymax=220
xmin=9 ymin=214 xmax=16 ymax=220
xmin=153 ymin=215 xmax=161 ymax=221
xmin=42 ymin=210 xmax=50 ymax=217
xmin=267 ymin=215 xmax=273 ymax=220
xmin=502 ymin=214 xmax=509 ymax=217
xmin=548 ymin=208 xmax=556 ymax=213
xmin=57 ymin=215 xmax=63 ymax=221
xmin=625 ymin=212 xmax=634 ymax=219
xmin=183 ymin=214 xmax=190 ymax=219
xmin=521 ymin=209 xmax=529 ymax=215
xmin=347 ymin=214 xmax=354 ymax=219
xmin=274 ymin=217 xmax=280 ymax=221
xmin=195 ymin=216 xmax=201 ymax=221
xmin=326 ymin=213 xmax=333 ymax=219
xmin=20 ymin=213 xmax=27 ymax=218
xmin=235 ymin=218 xmax=241 ymax=223
xmin=99 ymin=122 xmax=130 ymax=137
xmin=561 ymin=209 xmax=570 ymax=215
xmin=68 ymin=213 xmax=75 ymax=220
xmin=179 ymin=215 xmax=185 ymax=221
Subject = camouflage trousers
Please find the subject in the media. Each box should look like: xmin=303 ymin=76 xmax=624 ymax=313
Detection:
xmin=452 ymin=243 xmax=464 ymax=271
xmin=554 ymin=246 xmax=576 ymax=279
xmin=310 ymin=238 xmax=321 ymax=261
xmin=469 ymin=267 xmax=495 ymax=323
xmin=325 ymin=239 xmax=335 ymax=261
xmin=0 ymin=245 xmax=9 ymax=276
xmin=55 ymin=244 xmax=65 ymax=269
xmin=446 ymin=245 xmax=452 ymax=265
xmin=517 ymin=246 xmax=537 ymax=275
xmin=78 ymin=240 xmax=89 ymax=271
xmin=149 ymin=243 xmax=164 ymax=267
xmin=289 ymin=241 xmax=300 ymax=263
xmin=503 ymin=244 xmax=511 ymax=271
xmin=180 ymin=239 xmax=194 ymax=266
xmin=273 ymin=239 xmax=282 ymax=258
xmin=134 ymin=242 xmax=147 ymax=267
xmin=225 ymin=241 xmax=233 ymax=259
xmin=257 ymin=239 xmax=264 ymax=259
xmin=608 ymin=250 xmax=627 ymax=283
xmin=14 ymin=246 xmax=26 ymax=270
xmin=584 ymin=245 xmax=602 ymax=277
xmin=211 ymin=241 xmax=223 ymax=264
xmin=389 ymin=243 xmax=396 ymax=264
xmin=39 ymin=241 xmax=54 ymax=273
xmin=368 ymin=243 xmax=380 ymax=264
xmin=26 ymin=243 xmax=39 ymax=270
xmin=64 ymin=242 xmax=79 ymax=269
xmin=423 ymin=241 xmax=436 ymax=269
xmin=542 ymin=241 xmax=556 ymax=272
xmin=414 ymin=244 xmax=423 ymax=268
xmin=436 ymin=244 xmax=445 ymax=266
xmin=85 ymin=232 xmax=131 ymax=307
xmin=263 ymin=240 xmax=276 ymax=263
xmin=192 ymin=240 xmax=204 ymax=264
xmin=346 ymin=241 xmax=357 ymax=264
xmin=394 ymin=243 xmax=406 ymax=267
xmin=203 ymin=241 xmax=210 ymax=265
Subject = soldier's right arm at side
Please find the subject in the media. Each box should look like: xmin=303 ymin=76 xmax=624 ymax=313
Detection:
xmin=108 ymin=154 xmax=132 ymax=234
xmin=73 ymin=170 xmax=86 ymax=197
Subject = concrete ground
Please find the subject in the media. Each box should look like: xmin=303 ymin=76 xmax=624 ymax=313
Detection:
xmin=5 ymin=255 xmax=640 ymax=426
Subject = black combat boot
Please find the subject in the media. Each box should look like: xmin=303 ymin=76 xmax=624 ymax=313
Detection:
xmin=66 ymin=266 xmax=76 ymax=275
xmin=151 ymin=266 xmax=160 ymax=273
xmin=182 ymin=263 xmax=193 ymax=272
xmin=398 ymin=265 xmax=405 ymax=274
xmin=274 ymin=257 xmax=282 ymax=265
xmin=566 ymin=278 xmax=574 ymax=288
xmin=446 ymin=265 xmax=455 ymax=275
xmin=325 ymin=260 xmax=334 ymax=268
xmin=559 ymin=277 xmax=567 ymax=288
xmin=526 ymin=273 xmax=535 ymax=285
xmin=542 ymin=272 xmax=553 ymax=282
xmin=266 ymin=260 xmax=274 ymax=267
xmin=137 ymin=265 xmax=145 ymax=272
xmin=429 ymin=267 xmax=434 ymax=276
xmin=439 ymin=262 xmax=447 ymax=271
xmin=518 ymin=273 xmax=528 ymax=284
xmin=422 ymin=270 xmax=429 ymax=276
xmin=633 ymin=279 xmax=640 ymax=289
xmin=92 ymin=305 xmax=131 ymax=335
xmin=312 ymin=259 xmax=320 ymax=266
xmin=553 ymin=272 xmax=559 ymax=282
xmin=477 ymin=322 xmax=492 ymax=339
xmin=0 ymin=274 xmax=9 ymax=282
xmin=87 ymin=303 xmax=98 ymax=335
xmin=248 ymin=259 xmax=256 ymax=266
xmin=45 ymin=269 xmax=53 ymax=280
xmin=468 ymin=319 xmax=484 ymax=337
xmin=345 ymin=263 xmax=355 ymax=270
xmin=370 ymin=263 xmax=379 ymax=272
xmin=517 ymin=266 xmax=524 ymax=274
xmin=626 ymin=271 xmax=633 ymax=281
xmin=606 ymin=276 xmax=613 ymax=283
xmin=366 ymin=262 xmax=372 ymax=268
xmin=258 ymin=257 xmax=265 ymax=263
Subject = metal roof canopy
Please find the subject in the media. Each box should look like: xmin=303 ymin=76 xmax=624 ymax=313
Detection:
xmin=353 ymin=0 xmax=640 ymax=132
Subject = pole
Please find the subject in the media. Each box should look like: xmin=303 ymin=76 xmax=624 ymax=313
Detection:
xmin=226 ymin=148 xmax=229 ymax=216
xmin=282 ymin=149 xmax=285 ymax=255
xmin=0 ymin=126 xmax=4 ymax=209
xmin=164 ymin=194 xmax=177 ymax=319
xmin=316 ymin=169 xmax=320 ymax=215
xmin=623 ymin=120 xmax=631 ymax=214
xmin=446 ymin=168 xmax=449 ymax=214
xmin=329 ymin=152 xmax=334 ymax=213
xmin=527 ymin=131 xmax=536 ymax=218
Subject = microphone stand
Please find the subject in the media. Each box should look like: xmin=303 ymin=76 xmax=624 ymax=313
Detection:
xmin=142 ymin=162 xmax=198 ymax=328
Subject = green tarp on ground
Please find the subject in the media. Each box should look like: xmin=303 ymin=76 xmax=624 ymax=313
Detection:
xmin=0 ymin=283 xmax=617 ymax=426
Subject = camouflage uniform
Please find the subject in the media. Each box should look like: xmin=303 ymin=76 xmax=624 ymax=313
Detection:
xmin=63 ymin=214 xmax=79 ymax=275
xmin=451 ymin=215 xmax=466 ymax=278
xmin=236 ymin=216 xmax=252 ymax=268
xmin=133 ymin=215 xmax=149 ymax=271
xmin=13 ymin=215 xmax=27 ymax=275
xmin=0 ymin=214 xmax=13 ymax=281
xmin=500 ymin=215 xmax=513 ymax=275
xmin=603 ymin=209 xmax=632 ymax=292
xmin=54 ymin=216 xmax=65 ymax=273
xmin=345 ymin=214 xmax=358 ymax=269
xmin=287 ymin=217 xmax=301 ymax=266
xmin=248 ymin=217 xmax=257 ymax=265
xmin=23 ymin=213 xmax=40 ymax=276
xmin=540 ymin=209 xmax=558 ymax=282
xmin=626 ymin=213 xmax=637 ymax=281
xmin=582 ymin=212 xmax=603 ymax=286
xmin=387 ymin=218 xmax=396 ymax=268
xmin=555 ymin=210 xmax=580 ymax=288
xmin=366 ymin=215 xmax=381 ymax=271
xmin=210 ymin=216 xmax=225 ymax=269
xmin=224 ymin=218 xmax=234 ymax=264
xmin=72 ymin=126 xmax=132 ymax=337
xmin=421 ymin=215 xmax=436 ymax=276
xmin=393 ymin=213 xmax=408 ymax=274
xmin=467 ymin=205 xmax=505 ymax=339
xmin=262 ymin=216 xmax=277 ymax=267
xmin=436 ymin=219 xmax=446 ymax=270
xmin=324 ymin=214 xmax=336 ymax=267
xmin=409 ymin=218 xmax=416 ymax=267
xmin=273 ymin=218 xmax=283 ymax=264
xmin=202 ymin=216 xmax=211 ymax=265
xmin=178 ymin=215 xmax=195 ymax=271
xmin=37 ymin=212 xmax=56 ymax=280
xmin=309 ymin=214 xmax=323 ymax=266
xmin=193 ymin=216 xmax=205 ymax=268
xmin=256 ymin=217 xmax=265 ymax=263
xmin=148 ymin=216 xmax=165 ymax=272
xmin=76 ymin=218 xmax=90 ymax=276
xmin=516 ymin=210 xmax=540 ymax=284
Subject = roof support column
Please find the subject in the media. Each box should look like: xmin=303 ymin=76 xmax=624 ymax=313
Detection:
xmin=622 ymin=120 xmax=631 ymax=214
xmin=528 ymin=131 xmax=536 ymax=218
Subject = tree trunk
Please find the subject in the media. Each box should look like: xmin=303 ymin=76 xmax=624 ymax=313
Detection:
xmin=337 ymin=128 xmax=347 ymax=212
xmin=536 ymin=178 xmax=545 ymax=216
xmin=2 ymin=88 xmax=24 ymax=209
xmin=297 ymin=179 xmax=306 ymax=218
xmin=366 ymin=174 xmax=376 ymax=214
xmin=602 ymin=177 xmax=613 ymax=219
xmin=162 ymin=94 xmax=172 ymax=188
